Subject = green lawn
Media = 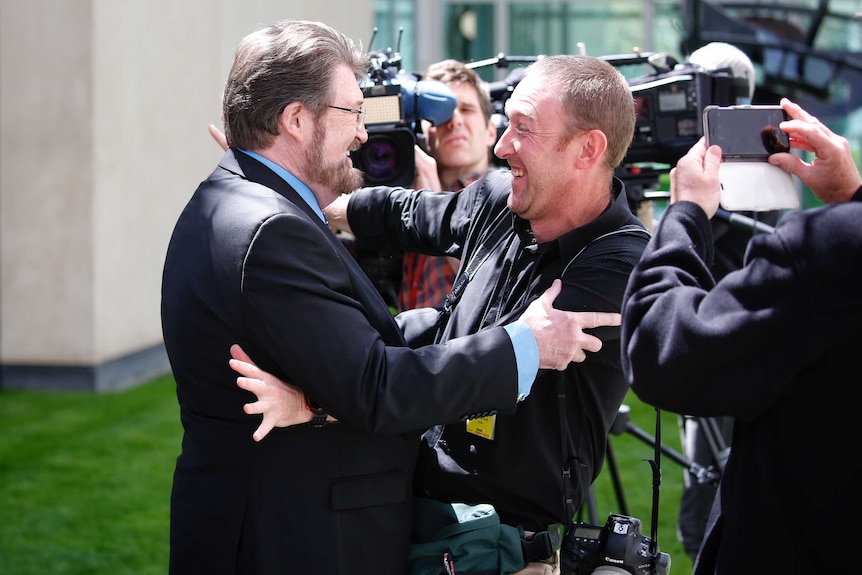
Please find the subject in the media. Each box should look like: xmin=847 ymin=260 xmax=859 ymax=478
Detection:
xmin=0 ymin=377 xmax=694 ymax=574
xmin=0 ymin=375 xmax=180 ymax=575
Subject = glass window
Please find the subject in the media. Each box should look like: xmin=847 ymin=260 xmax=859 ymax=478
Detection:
xmin=442 ymin=3 xmax=496 ymax=81
xmin=373 ymin=0 xmax=418 ymax=72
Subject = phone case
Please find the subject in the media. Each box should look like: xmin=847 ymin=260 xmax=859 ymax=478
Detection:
xmin=702 ymin=105 xmax=799 ymax=211
xmin=716 ymin=162 xmax=799 ymax=211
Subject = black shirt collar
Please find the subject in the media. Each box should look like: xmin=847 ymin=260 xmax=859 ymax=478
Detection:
xmin=512 ymin=176 xmax=642 ymax=260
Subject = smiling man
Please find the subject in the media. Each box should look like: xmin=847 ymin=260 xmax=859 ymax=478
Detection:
xmin=341 ymin=54 xmax=650 ymax=544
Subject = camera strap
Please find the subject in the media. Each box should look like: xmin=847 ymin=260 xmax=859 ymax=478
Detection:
xmin=435 ymin=215 xmax=650 ymax=549
xmin=555 ymin=224 xmax=652 ymax=525
xmin=434 ymin=210 xmax=511 ymax=340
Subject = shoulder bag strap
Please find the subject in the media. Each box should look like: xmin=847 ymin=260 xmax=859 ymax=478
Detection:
xmin=434 ymin=211 xmax=511 ymax=340
xmin=557 ymin=223 xmax=651 ymax=522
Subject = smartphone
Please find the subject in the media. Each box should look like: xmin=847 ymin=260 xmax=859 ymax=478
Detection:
xmin=703 ymin=105 xmax=791 ymax=161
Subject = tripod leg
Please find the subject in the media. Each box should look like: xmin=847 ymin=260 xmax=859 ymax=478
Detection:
xmin=697 ymin=416 xmax=732 ymax=473
xmin=605 ymin=438 xmax=629 ymax=516
xmin=584 ymin=486 xmax=599 ymax=525
xmin=678 ymin=415 xmax=725 ymax=559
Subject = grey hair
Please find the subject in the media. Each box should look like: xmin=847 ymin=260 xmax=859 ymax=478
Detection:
xmin=222 ymin=20 xmax=369 ymax=150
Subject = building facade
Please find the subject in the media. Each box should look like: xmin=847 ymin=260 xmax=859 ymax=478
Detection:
xmin=3 ymin=0 xmax=860 ymax=390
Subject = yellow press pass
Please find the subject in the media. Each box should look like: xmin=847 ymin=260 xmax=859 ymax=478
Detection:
xmin=465 ymin=415 xmax=496 ymax=440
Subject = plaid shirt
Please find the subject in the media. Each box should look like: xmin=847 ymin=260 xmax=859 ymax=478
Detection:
xmin=397 ymin=171 xmax=488 ymax=312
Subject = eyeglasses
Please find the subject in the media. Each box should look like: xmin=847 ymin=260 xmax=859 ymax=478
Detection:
xmin=328 ymin=105 xmax=365 ymax=125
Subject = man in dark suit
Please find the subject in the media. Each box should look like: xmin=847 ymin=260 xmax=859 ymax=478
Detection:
xmin=161 ymin=20 xmax=618 ymax=575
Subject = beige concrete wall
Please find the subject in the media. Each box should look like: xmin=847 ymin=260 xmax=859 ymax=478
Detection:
xmin=0 ymin=0 xmax=373 ymax=389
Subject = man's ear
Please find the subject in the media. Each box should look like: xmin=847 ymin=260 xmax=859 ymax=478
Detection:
xmin=574 ymin=129 xmax=608 ymax=169
xmin=279 ymin=102 xmax=308 ymax=139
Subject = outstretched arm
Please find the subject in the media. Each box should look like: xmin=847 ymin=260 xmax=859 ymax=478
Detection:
xmin=232 ymin=280 xmax=620 ymax=440
xmin=209 ymin=123 xmax=228 ymax=151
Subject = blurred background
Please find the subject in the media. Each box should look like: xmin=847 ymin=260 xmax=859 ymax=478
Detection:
xmin=2 ymin=0 xmax=860 ymax=391
xmin=3 ymin=2 xmax=859 ymax=572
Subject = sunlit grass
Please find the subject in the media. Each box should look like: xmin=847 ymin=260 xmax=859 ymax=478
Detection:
xmin=0 ymin=378 xmax=693 ymax=574
xmin=0 ymin=375 xmax=180 ymax=575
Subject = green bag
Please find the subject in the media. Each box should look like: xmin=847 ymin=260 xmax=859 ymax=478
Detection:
xmin=406 ymin=497 xmax=527 ymax=575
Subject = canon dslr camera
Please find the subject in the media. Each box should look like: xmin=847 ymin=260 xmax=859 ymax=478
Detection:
xmin=561 ymin=514 xmax=670 ymax=575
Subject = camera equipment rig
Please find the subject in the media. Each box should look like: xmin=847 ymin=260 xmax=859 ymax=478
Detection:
xmin=352 ymin=28 xmax=458 ymax=188
xmin=348 ymin=28 xmax=459 ymax=309
xmin=470 ymin=48 xmax=749 ymax=212
xmin=559 ymin=402 xmax=673 ymax=574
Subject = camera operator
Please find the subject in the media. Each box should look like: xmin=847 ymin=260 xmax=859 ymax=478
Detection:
xmin=230 ymin=54 xmax=650 ymax=575
xmin=399 ymin=59 xmax=501 ymax=311
xmin=621 ymin=97 xmax=862 ymax=574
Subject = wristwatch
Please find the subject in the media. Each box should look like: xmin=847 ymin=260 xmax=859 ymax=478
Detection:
xmin=304 ymin=395 xmax=328 ymax=428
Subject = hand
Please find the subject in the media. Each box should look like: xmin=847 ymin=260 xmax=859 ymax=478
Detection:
xmin=413 ymin=145 xmax=442 ymax=191
xmin=229 ymin=344 xmax=310 ymax=441
xmin=518 ymin=279 xmax=621 ymax=370
xmin=767 ymin=98 xmax=862 ymax=204
xmin=322 ymin=193 xmax=352 ymax=233
xmin=669 ymin=137 xmax=722 ymax=218
xmin=209 ymin=123 xmax=228 ymax=151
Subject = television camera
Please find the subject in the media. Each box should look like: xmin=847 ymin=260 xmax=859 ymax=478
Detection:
xmin=474 ymin=48 xmax=752 ymax=207
xmin=351 ymin=28 xmax=458 ymax=188
xmin=348 ymin=29 xmax=458 ymax=309
xmin=625 ymin=50 xmax=746 ymax=165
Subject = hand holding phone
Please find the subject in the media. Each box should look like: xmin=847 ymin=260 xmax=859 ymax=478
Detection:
xmin=702 ymin=105 xmax=799 ymax=211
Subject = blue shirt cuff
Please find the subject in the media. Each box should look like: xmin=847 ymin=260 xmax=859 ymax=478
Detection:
xmin=503 ymin=321 xmax=539 ymax=400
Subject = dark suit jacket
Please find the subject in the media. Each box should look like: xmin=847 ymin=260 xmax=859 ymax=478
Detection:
xmin=161 ymin=150 xmax=519 ymax=575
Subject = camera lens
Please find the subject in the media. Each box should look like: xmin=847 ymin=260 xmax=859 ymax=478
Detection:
xmin=351 ymin=128 xmax=416 ymax=187
xmin=359 ymin=135 xmax=405 ymax=183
